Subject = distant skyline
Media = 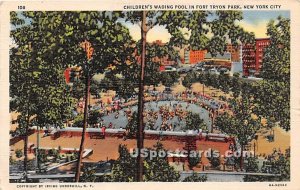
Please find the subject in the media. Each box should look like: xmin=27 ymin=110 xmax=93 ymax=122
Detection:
xmin=124 ymin=10 xmax=290 ymax=43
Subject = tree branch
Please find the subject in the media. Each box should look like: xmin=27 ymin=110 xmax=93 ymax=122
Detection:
xmin=146 ymin=20 xmax=158 ymax=33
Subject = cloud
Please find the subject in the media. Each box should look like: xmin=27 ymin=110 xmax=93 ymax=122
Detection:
xmin=147 ymin=25 xmax=171 ymax=43
xmin=128 ymin=24 xmax=171 ymax=43
xmin=238 ymin=20 xmax=269 ymax=38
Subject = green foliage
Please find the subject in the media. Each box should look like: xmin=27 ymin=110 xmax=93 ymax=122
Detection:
xmin=187 ymin=151 xmax=201 ymax=170
xmin=108 ymin=63 xmax=139 ymax=99
xmin=10 ymin=156 xmax=17 ymax=165
xmin=144 ymin=61 xmax=161 ymax=86
xmin=244 ymin=149 xmax=290 ymax=182
xmin=143 ymin=142 xmax=180 ymax=182
xmin=209 ymin=157 xmax=220 ymax=168
xmin=182 ymin=71 xmax=198 ymax=88
xmin=258 ymin=17 xmax=290 ymax=130
xmin=208 ymin=150 xmax=220 ymax=168
xmin=261 ymin=16 xmax=290 ymax=83
xmin=88 ymin=110 xmax=102 ymax=126
xmin=215 ymin=98 xmax=261 ymax=146
xmin=125 ymin=112 xmax=138 ymax=138
xmin=160 ymin=71 xmax=179 ymax=87
xmin=15 ymin=149 xmax=23 ymax=158
xmin=38 ymin=149 xmax=48 ymax=163
xmin=185 ymin=112 xmax=205 ymax=131
xmin=243 ymin=156 xmax=261 ymax=181
xmin=71 ymin=80 xmax=85 ymax=101
xmin=260 ymin=150 xmax=290 ymax=181
xmin=108 ymin=142 xmax=180 ymax=182
xmin=80 ymin=167 xmax=97 ymax=182
xmin=73 ymin=114 xmax=84 ymax=128
xmin=109 ymin=145 xmax=137 ymax=182
xmin=183 ymin=172 xmax=207 ymax=182
xmin=90 ymin=79 xmax=101 ymax=98
xmin=231 ymin=73 xmax=241 ymax=98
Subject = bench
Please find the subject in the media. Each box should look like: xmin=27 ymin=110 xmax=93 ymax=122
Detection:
xmin=207 ymin=136 xmax=227 ymax=142
xmin=90 ymin=133 xmax=104 ymax=139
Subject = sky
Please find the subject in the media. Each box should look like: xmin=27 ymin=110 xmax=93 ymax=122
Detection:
xmin=123 ymin=10 xmax=290 ymax=43
xmin=11 ymin=10 xmax=290 ymax=45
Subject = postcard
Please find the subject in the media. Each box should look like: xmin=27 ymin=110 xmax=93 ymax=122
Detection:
xmin=0 ymin=0 xmax=299 ymax=190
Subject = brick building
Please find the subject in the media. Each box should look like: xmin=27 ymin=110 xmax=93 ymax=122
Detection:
xmin=226 ymin=44 xmax=241 ymax=62
xmin=184 ymin=49 xmax=207 ymax=64
xmin=242 ymin=38 xmax=270 ymax=76
xmin=255 ymin=38 xmax=270 ymax=73
xmin=242 ymin=44 xmax=256 ymax=76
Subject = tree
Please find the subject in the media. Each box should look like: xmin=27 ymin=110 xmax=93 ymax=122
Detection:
xmin=230 ymin=73 xmax=241 ymax=98
xmin=244 ymin=148 xmax=290 ymax=181
xmin=10 ymin=11 xmax=135 ymax=182
xmin=215 ymin=98 xmax=262 ymax=170
xmin=73 ymin=114 xmax=84 ymax=128
xmin=90 ymin=79 xmax=100 ymax=98
xmin=143 ymin=142 xmax=180 ymax=182
xmin=261 ymin=16 xmax=290 ymax=83
xmin=108 ymin=142 xmax=180 ymax=182
xmin=10 ymin=12 xmax=76 ymax=179
xmin=15 ymin=149 xmax=23 ymax=158
xmin=257 ymin=17 xmax=290 ymax=130
xmin=125 ymin=112 xmax=138 ymax=138
xmin=185 ymin=112 xmax=205 ymax=131
xmin=208 ymin=149 xmax=221 ymax=169
xmin=182 ymin=71 xmax=198 ymax=89
xmin=218 ymin=72 xmax=230 ymax=93
xmin=88 ymin=110 xmax=102 ymax=127
xmin=109 ymin=145 xmax=137 ymax=182
xmin=243 ymin=156 xmax=261 ymax=181
xmin=161 ymin=71 xmax=180 ymax=87
xmin=187 ymin=151 xmax=201 ymax=170
xmin=80 ymin=167 xmax=97 ymax=182
xmin=70 ymin=78 xmax=85 ymax=101
xmin=260 ymin=148 xmax=290 ymax=181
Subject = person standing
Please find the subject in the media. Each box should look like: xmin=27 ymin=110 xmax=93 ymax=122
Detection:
xmin=101 ymin=126 xmax=106 ymax=137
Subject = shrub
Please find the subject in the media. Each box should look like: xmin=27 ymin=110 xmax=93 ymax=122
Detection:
xmin=15 ymin=149 xmax=23 ymax=158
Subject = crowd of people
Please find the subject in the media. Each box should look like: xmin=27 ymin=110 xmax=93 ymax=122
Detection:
xmin=71 ymin=88 xmax=230 ymax=134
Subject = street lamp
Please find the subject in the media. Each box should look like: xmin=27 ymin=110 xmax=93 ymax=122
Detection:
xmin=209 ymin=109 xmax=215 ymax=133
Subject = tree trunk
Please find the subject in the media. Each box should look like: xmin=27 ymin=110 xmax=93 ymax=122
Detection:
xmin=210 ymin=111 xmax=214 ymax=133
xmin=23 ymin=115 xmax=30 ymax=181
xmin=35 ymin=125 xmax=40 ymax=172
xmin=75 ymin=67 xmax=90 ymax=182
xmin=240 ymin=144 xmax=244 ymax=171
xmin=136 ymin=10 xmax=147 ymax=182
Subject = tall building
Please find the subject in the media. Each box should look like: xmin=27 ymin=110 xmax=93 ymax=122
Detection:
xmin=255 ymin=38 xmax=270 ymax=72
xmin=242 ymin=44 xmax=256 ymax=76
xmin=242 ymin=38 xmax=270 ymax=76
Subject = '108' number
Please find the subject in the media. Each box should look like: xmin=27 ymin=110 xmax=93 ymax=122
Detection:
xmin=18 ymin=6 xmax=25 ymax=10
